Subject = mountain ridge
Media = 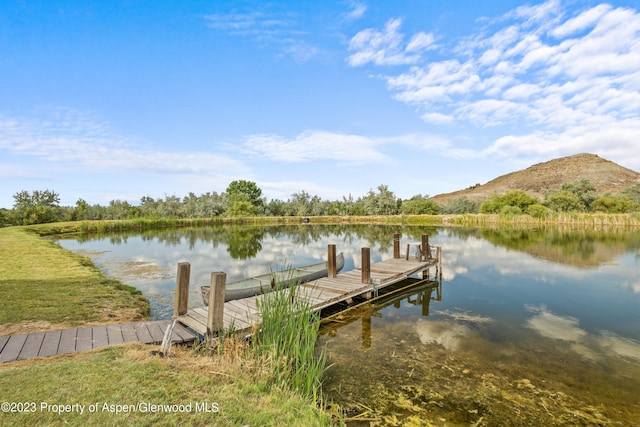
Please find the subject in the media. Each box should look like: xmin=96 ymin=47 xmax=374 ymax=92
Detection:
xmin=431 ymin=153 xmax=640 ymax=205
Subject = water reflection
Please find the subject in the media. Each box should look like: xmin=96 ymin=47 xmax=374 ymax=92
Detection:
xmin=320 ymin=278 xmax=443 ymax=350
xmin=55 ymin=224 xmax=640 ymax=424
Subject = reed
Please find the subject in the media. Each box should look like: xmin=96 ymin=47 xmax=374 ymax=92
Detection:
xmin=254 ymin=271 xmax=328 ymax=403
xmin=440 ymin=212 xmax=639 ymax=229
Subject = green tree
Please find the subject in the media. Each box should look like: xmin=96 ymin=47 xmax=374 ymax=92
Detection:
xmin=620 ymin=183 xmax=640 ymax=204
xmin=0 ymin=208 xmax=8 ymax=227
xmin=363 ymin=185 xmax=398 ymax=215
xmin=545 ymin=190 xmax=584 ymax=212
xmin=400 ymin=194 xmax=440 ymax=215
xmin=12 ymin=189 xmax=61 ymax=224
xmin=72 ymin=198 xmax=90 ymax=220
xmin=561 ymin=179 xmax=597 ymax=210
xmin=227 ymin=199 xmax=260 ymax=217
xmin=226 ymin=180 xmax=264 ymax=216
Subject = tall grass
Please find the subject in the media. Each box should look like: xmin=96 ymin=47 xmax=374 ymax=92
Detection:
xmin=440 ymin=212 xmax=639 ymax=229
xmin=254 ymin=275 xmax=328 ymax=403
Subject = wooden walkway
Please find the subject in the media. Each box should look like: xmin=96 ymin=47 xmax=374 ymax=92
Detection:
xmin=0 ymin=320 xmax=196 ymax=363
xmin=177 ymin=245 xmax=441 ymax=337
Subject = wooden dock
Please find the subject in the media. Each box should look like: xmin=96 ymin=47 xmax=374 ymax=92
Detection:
xmin=175 ymin=234 xmax=442 ymax=337
xmin=0 ymin=320 xmax=196 ymax=363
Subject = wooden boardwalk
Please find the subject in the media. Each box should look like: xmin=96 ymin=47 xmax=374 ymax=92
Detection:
xmin=177 ymin=242 xmax=442 ymax=337
xmin=0 ymin=320 xmax=196 ymax=363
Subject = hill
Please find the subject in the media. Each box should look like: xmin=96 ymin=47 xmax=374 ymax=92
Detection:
xmin=431 ymin=153 xmax=640 ymax=205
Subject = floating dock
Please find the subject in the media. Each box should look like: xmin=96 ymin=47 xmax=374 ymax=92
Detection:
xmin=0 ymin=320 xmax=196 ymax=363
xmin=175 ymin=234 xmax=442 ymax=337
xmin=0 ymin=234 xmax=442 ymax=362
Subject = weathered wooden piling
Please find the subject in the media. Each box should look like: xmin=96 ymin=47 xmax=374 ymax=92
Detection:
xmin=361 ymin=247 xmax=371 ymax=284
xmin=207 ymin=272 xmax=226 ymax=336
xmin=173 ymin=262 xmax=190 ymax=317
xmin=328 ymin=244 xmax=337 ymax=278
xmin=422 ymin=234 xmax=429 ymax=261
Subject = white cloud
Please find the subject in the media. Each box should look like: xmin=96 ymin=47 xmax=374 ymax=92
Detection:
xmin=406 ymin=32 xmax=437 ymax=53
xmin=0 ymin=109 xmax=248 ymax=177
xmin=204 ymin=9 xmax=317 ymax=62
xmin=240 ymin=130 xmax=390 ymax=165
xmin=348 ymin=1 xmax=640 ymax=171
xmin=422 ymin=112 xmax=454 ymax=124
xmin=344 ymin=2 xmax=367 ymax=21
xmin=347 ymin=18 xmax=435 ymax=66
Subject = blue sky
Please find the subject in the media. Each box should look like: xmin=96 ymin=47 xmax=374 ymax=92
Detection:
xmin=1 ymin=0 xmax=639 ymax=209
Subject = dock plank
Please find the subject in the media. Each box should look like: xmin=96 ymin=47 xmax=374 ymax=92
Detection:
xmin=18 ymin=332 xmax=45 ymax=360
xmin=58 ymin=328 xmax=77 ymax=354
xmin=0 ymin=336 xmax=9 ymax=353
xmin=146 ymin=322 xmax=166 ymax=343
xmin=120 ymin=323 xmax=139 ymax=343
xmin=107 ymin=324 xmax=124 ymax=345
xmin=133 ymin=323 xmax=153 ymax=344
xmin=91 ymin=326 xmax=108 ymax=349
xmin=172 ymin=323 xmax=197 ymax=342
xmin=39 ymin=330 xmax=61 ymax=357
xmin=0 ymin=334 xmax=28 ymax=362
xmin=76 ymin=327 xmax=93 ymax=352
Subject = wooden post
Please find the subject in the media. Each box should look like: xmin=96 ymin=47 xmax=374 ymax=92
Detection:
xmin=421 ymin=234 xmax=429 ymax=261
xmin=393 ymin=233 xmax=400 ymax=259
xmin=361 ymin=247 xmax=371 ymax=284
xmin=207 ymin=272 xmax=226 ymax=336
xmin=406 ymin=243 xmax=410 ymax=260
xmin=328 ymin=244 xmax=337 ymax=278
xmin=173 ymin=262 xmax=190 ymax=317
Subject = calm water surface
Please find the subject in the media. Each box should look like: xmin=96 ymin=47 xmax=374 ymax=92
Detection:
xmin=56 ymin=225 xmax=640 ymax=425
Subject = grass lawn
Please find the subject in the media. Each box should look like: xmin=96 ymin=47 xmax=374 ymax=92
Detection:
xmin=0 ymin=344 xmax=331 ymax=426
xmin=0 ymin=226 xmax=149 ymax=334
xmin=0 ymin=225 xmax=333 ymax=426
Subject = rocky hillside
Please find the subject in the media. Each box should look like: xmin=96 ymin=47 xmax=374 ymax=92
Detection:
xmin=431 ymin=153 xmax=640 ymax=205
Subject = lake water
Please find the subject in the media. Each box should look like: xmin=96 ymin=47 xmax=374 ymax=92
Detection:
xmin=55 ymin=224 xmax=640 ymax=425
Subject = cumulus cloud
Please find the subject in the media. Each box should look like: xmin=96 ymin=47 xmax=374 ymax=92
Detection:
xmin=526 ymin=305 xmax=640 ymax=362
xmin=347 ymin=1 xmax=640 ymax=170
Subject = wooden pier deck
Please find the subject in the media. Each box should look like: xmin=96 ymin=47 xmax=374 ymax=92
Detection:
xmin=176 ymin=235 xmax=442 ymax=337
xmin=0 ymin=320 xmax=197 ymax=363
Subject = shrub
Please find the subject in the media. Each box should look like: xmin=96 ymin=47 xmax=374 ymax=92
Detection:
xmin=591 ymin=196 xmax=639 ymax=213
xmin=527 ymin=203 xmax=549 ymax=218
xmin=480 ymin=190 xmax=539 ymax=213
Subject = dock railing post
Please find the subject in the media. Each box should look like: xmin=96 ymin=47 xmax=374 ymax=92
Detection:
xmin=328 ymin=244 xmax=337 ymax=278
xmin=173 ymin=262 xmax=190 ymax=318
xmin=361 ymin=247 xmax=371 ymax=284
xmin=393 ymin=233 xmax=400 ymax=259
xmin=207 ymin=272 xmax=226 ymax=337
xmin=421 ymin=234 xmax=430 ymax=261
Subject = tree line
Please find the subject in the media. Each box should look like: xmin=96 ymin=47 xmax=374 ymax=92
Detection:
xmin=2 ymin=179 xmax=639 ymax=226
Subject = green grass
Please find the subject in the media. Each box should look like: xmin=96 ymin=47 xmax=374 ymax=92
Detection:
xmin=0 ymin=226 xmax=149 ymax=329
xmin=0 ymin=345 xmax=331 ymax=426
xmin=254 ymin=279 xmax=328 ymax=403
xmin=0 ymin=226 xmax=335 ymax=426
